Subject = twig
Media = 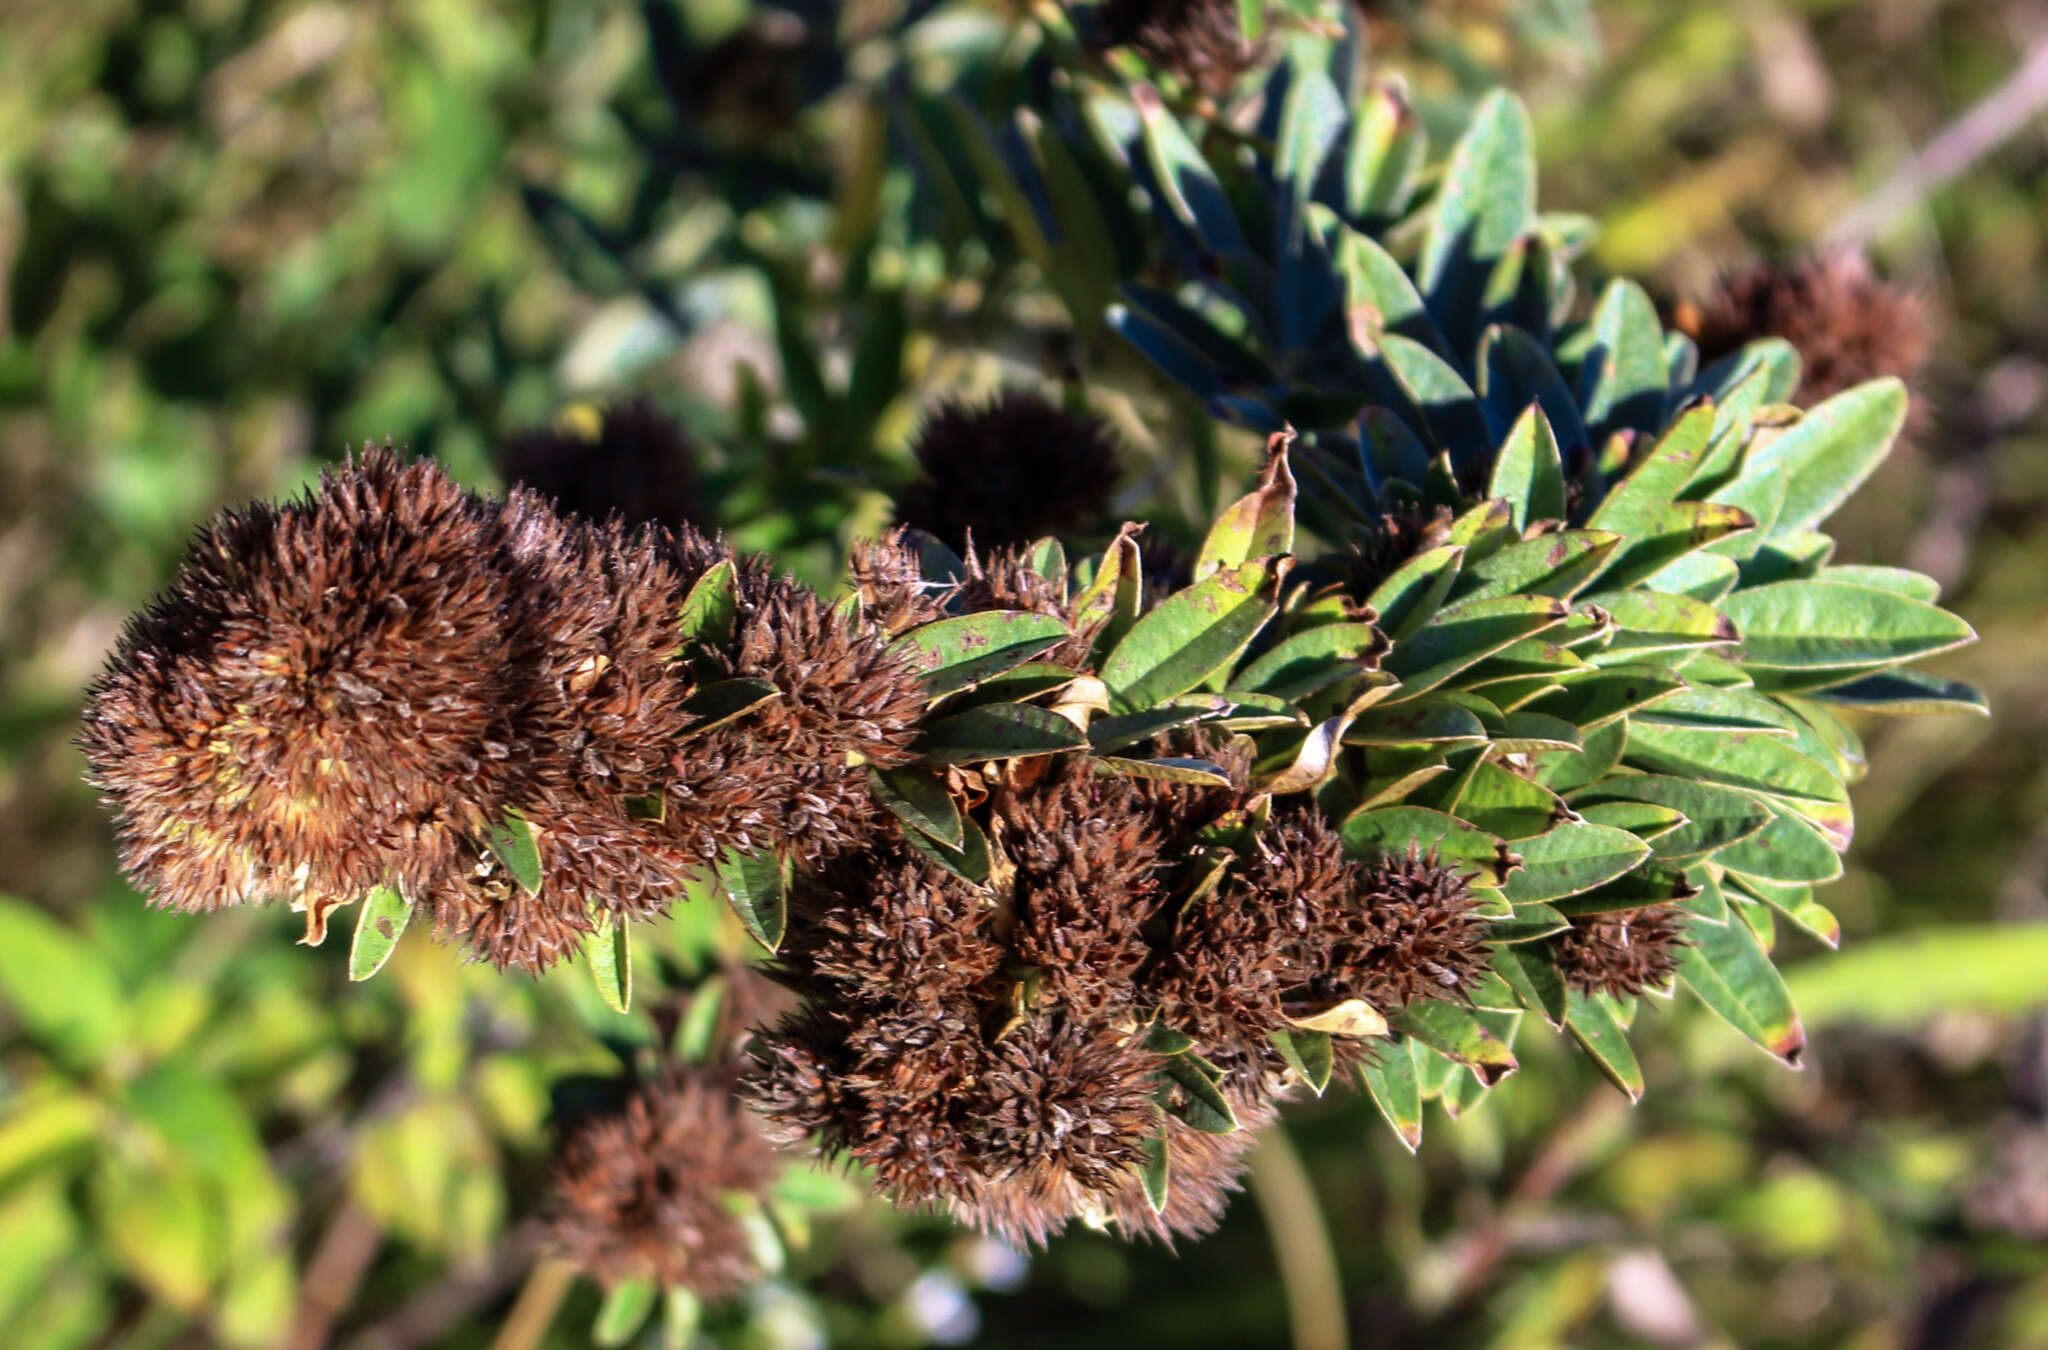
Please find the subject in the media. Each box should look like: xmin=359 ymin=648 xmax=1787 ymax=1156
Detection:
xmin=1828 ymin=37 xmax=2048 ymax=247
xmin=489 ymin=1257 xmax=579 ymax=1350
xmin=289 ymin=1202 xmax=384 ymax=1350
xmin=1246 ymin=1127 xmax=1350 ymax=1350
xmin=1447 ymin=1087 xmax=1630 ymax=1307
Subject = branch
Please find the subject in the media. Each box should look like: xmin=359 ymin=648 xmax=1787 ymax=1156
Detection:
xmin=1828 ymin=37 xmax=2048 ymax=247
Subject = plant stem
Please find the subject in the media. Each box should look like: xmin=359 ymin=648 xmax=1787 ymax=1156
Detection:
xmin=488 ymin=1257 xmax=578 ymax=1350
xmin=1246 ymin=1127 xmax=1349 ymax=1350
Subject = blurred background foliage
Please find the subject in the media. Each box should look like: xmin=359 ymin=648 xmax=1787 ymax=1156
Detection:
xmin=2 ymin=0 xmax=2046 ymax=1347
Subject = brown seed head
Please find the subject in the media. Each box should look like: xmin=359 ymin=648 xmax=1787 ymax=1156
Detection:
xmin=897 ymin=391 xmax=1122 ymax=552
xmin=1678 ymin=252 xmax=1931 ymax=410
xmin=1093 ymin=0 xmax=1267 ymax=99
xmin=548 ymin=1071 xmax=781 ymax=1300
xmin=495 ymin=400 xmax=706 ymax=532
xmin=1553 ymin=904 xmax=1685 ymax=998
xmin=79 ymin=448 xmax=518 ymax=927
xmin=665 ymin=568 xmax=926 ymax=868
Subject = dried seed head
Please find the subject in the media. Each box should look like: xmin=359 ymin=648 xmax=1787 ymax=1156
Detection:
xmin=897 ymin=392 xmax=1122 ymax=552
xmin=79 ymin=448 xmax=518 ymax=927
xmin=684 ymin=10 xmax=808 ymax=146
xmin=1157 ymin=819 xmax=1490 ymax=1063
xmin=1677 ymin=252 xmax=1931 ymax=410
xmin=664 ymin=570 xmax=926 ymax=869
xmin=784 ymin=838 xmax=1007 ymax=1009
xmin=947 ymin=1016 xmax=1167 ymax=1247
xmin=1552 ymin=905 xmax=1685 ymax=998
xmin=548 ymin=1071 xmax=781 ymax=1300
xmin=1310 ymin=837 xmax=1494 ymax=1013
xmin=848 ymin=530 xmax=953 ymax=637
xmin=1093 ymin=0 xmax=1266 ymax=99
xmin=495 ymin=400 xmax=706 ymax=532
xmin=998 ymin=770 xmax=1169 ymax=1020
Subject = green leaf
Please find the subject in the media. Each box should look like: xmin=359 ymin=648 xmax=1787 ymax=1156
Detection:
xmin=1366 ymin=544 xmax=1464 ymax=639
xmin=1234 ymin=622 xmax=1384 ymax=699
xmin=1585 ymin=401 xmax=1714 ymax=538
xmin=0 ymin=899 xmax=126 ymax=1070
xmin=1728 ymin=876 xmax=1841 ymax=948
xmin=1486 ymin=402 xmax=1568 ymax=529
xmin=1374 ymin=334 xmax=1491 ymax=465
xmin=1095 ymin=756 xmax=1236 ymax=787
xmin=1813 ymin=668 xmax=1988 ymax=716
xmin=899 ymin=812 xmax=992 ymax=885
xmin=1100 ymin=558 xmax=1284 ymax=713
xmin=1816 ymin=564 xmax=1941 ymax=603
xmin=1346 ymin=82 xmax=1426 ymax=220
xmin=1713 ymin=802 xmax=1843 ymax=884
xmin=915 ymin=702 xmax=1089 ymax=764
xmin=1530 ymin=667 xmax=1685 ymax=728
xmin=484 ymin=808 xmax=544 ymax=896
xmin=1340 ymin=229 xmax=1451 ymax=363
xmin=869 ymin=768 xmax=964 ymax=848
xmin=582 ymin=911 xmax=632 ymax=1014
xmin=1493 ymin=943 xmax=1567 ymax=1024
xmin=717 ymin=848 xmax=788 ymax=953
xmin=1587 ymin=590 xmax=1740 ymax=656
xmin=1450 ymin=762 xmax=1568 ymax=840
xmin=1361 ymin=1040 xmax=1424 ymax=1151
xmin=888 ymin=611 xmax=1071 ymax=697
xmin=1623 ymin=720 xmax=1843 ymax=803
xmin=1074 ymin=524 xmax=1144 ymax=654
xmin=1359 ymin=405 xmax=1435 ymax=489
xmin=662 ymin=1288 xmax=702 ymax=1350
xmin=1530 ymin=719 xmax=1626 ymax=793
xmin=1198 ymin=442 xmax=1296 ymax=580
xmin=1088 ymin=702 xmax=1225 ymax=752
xmin=1736 ymin=378 xmax=1909 ymax=535
xmin=1139 ymin=1128 xmax=1171 ymax=1213
xmin=1383 ymin=595 xmax=1570 ymax=698
xmin=348 ymin=887 xmax=412 ymax=982
xmin=1391 ymin=1001 xmax=1518 ymax=1085
xmin=1340 ymin=805 xmax=1514 ymax=885
xmin=1159 ymin=1054 xmax=1239 ymax=1134
xmin=1634 ymin=686 xmax=1799 ymax=735
xmin=1720 ymin=580 xmax=1976 ymax=672
xmin=1500 ymin=822 xmax=1651 ymax=904
xmin=1578 ymin=279 xmax=1669 ymax=440
xmin=675 ymin=559 xmax=738 ymax=656
xmin=1452 ymin=531 xmax=1621 ymax=602
xmin=1477 ymin=327 xmax=1592 ymax=457
xmin=1347 ymin=699 xmax=1488 ymax=746
xmin=1679 ymin=904 xmax=1807 ymax=1065
xmin=594 ymin=1278 xmax=657 ymax=1347
xmin=1489 ymin=903 xmax=1571 ymax=943
xmin=1564 ymin=988 xmax=1643 ymax=1101
xmin=1418 ymin=89 xmax=1536 ymax=351
xmin=1133 ymin=83 xmax=1245 ymax=254
xmin=1269 ymin=1029 xmax=1335 ymax=1096
xmin=1573 ymin=776 xmax=1771 ymax=864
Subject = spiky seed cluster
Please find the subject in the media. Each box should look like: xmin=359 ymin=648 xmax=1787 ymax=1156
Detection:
xmin=1093 ymin=0 xmax=1266 ymax=99
xmin=495 ymin=401 xmax=707 ymax=532
xmin=749 ymin=769 xmax=1496 ymax=1245
xmin=548 ymin=1072 xmax=781 ymax=1299
xmin=80 ymin=450 xmax=518 ymax=928
xmin=896 ymin=392 xmax=1122 ymax=552
xmin=1552 ymin=906 xmax=1686 ymax=998
xmin=1677 ymin=252 xmax=1931 ymax=409
xmin=1156 ymin=819 xmax=1492 ymax=1069
xmin=749 ymin=768 xmax=1211 ymax=1246
xmin=665 ymin=569 xmax=926 ymax=870
xmin=83 ymin=448 xmax=925 ymax=972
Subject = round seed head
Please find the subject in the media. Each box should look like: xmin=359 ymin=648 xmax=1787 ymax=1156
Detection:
xmin=1552 ymin=904 xmax=1686 ymax=999
xmin=548 ymin=1071 xmax=781 ymax=1300
xmin=79 ymin=448 xmax=518 ymax=931
xmin=897 ymin=392 xmax=1122 ymax=552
